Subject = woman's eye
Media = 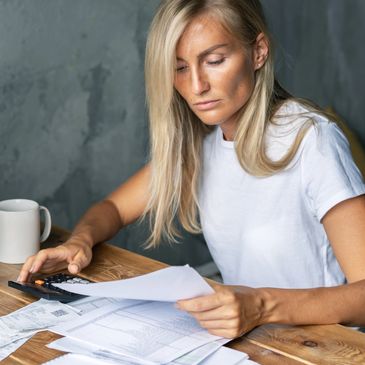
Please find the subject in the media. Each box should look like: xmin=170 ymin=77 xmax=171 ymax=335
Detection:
xmin=207 ymin=58 xmax=225 ymax=66
xmin=176 ymin=65 xmax=188 ymax=72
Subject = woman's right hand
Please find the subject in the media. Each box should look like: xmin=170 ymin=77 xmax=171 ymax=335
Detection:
xmin=17 ymin=237 xmax=93 ymax=282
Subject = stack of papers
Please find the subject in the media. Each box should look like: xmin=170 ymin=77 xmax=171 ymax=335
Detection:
xmin=49 ymin=266 xmax=261 ymax=364
xmin=1 ymin=266 xmax=261 ymax=364
xmin=47 ymin=297 xmax=258 ymax=365
xmin=43 ymin=349 xmax=260 ymax=365
xmin=0 ymin=299 xmax=81 ymax=361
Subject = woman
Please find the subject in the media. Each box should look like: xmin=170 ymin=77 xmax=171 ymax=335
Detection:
xmin=19 ymin=0 xmax=365 ymax=338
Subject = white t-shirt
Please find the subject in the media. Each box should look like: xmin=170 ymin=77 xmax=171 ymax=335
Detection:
xmin=199 ymin=100 xmax=365 ymax=288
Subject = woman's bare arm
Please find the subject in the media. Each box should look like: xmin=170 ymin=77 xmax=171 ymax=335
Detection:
xmin=177 ymin=195 xmax=365 ymax=338
xmin=18 ymin=164 xmax=151 ymax=281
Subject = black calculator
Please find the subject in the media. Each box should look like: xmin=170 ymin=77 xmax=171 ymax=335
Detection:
xmin=8 ymin=273 xmax=93 ymax=303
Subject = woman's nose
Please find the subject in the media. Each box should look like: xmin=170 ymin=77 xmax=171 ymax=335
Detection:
xmin=191 ymin=68 xmax=210 ymax=95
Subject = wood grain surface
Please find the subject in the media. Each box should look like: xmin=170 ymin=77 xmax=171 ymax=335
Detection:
xmin=2 ymin=226 xmax=365 ymax=364
xmin=246 ymin=323 xmax=365 ymax=365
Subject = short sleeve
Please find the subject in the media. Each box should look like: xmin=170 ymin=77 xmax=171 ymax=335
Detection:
xmin=301 ymin=122 xmax=365 ymax=221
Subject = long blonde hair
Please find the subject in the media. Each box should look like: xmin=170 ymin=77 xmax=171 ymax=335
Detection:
xmin=144 ymin=0 xmax=324 ymax=247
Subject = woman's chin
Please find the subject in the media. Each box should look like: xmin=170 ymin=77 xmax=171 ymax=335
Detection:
xmin=197 ymin=116 xmax=223 ymax=127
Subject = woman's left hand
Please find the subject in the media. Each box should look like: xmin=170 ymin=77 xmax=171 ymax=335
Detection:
xmin=176 ymin=283 xmax=267 ymax=338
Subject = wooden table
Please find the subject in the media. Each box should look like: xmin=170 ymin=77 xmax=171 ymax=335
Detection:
xmin=1 ymin=227 xmax=365 ymax=365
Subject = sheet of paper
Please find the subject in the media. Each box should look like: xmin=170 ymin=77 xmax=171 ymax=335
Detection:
xmin=45 ymin=341 xmax=257 ymax=365
xmin=48 ymin=336 xmax=149 ymax=365
xmin=0 ymin=336 xmax=30 ymax=361
xmin=42 ymin=353 xmax=135 ymax=365
xmin=42 ymin=352 xmax=260 ymax=365
xmin=198 ymin=346 xmax=251 ymax=365
xmin=68 ymin=296 xmax=130 ymax=314
xmin=54 ymin=265 xmax=214 ymax=302
xmin=0 ymin=299 xmax=80 ymax=348
xmin=52 ymin=300 xmax=221 ymax=365
xmin=171 ymin=339 xmax=230 ymax=365
xmin=42 ymin=352 xmax=261 ymax=365
xmin=48 ymin=336 xmax=229 ymax=365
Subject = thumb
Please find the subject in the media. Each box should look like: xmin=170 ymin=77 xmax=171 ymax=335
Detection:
xmin=66 ymin=246 xmax=90 ymax=274
xmin=209 ymin=282 xmax=223 ymax=291
xmin=68 ymin=262 xmax=81 ymax=274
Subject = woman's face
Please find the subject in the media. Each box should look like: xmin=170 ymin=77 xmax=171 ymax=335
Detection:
xmin=174 ymin=14 xmax=266 ymax=140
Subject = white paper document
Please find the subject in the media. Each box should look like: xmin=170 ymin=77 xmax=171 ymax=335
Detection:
xmin=171 ymin=339 xmax=229 ymax=365
xmin=42 ymin=353 xmax=131 ymax=365
xmin=0 ymin=298 xmax=81 ymax=361
xmin=42 ymin=347 xmax=258 ymax=365
xmin=54 ymin=266 xmax=214 ymax=302
xmin=199 ymin=346 xmax=250 ymax=365
xmin=52 ymin=300 xmax=221 ymax=364
xmin=48 ymin=337 xmax=146 ymax=365
xmin=46 ymin=297 xmax=258 ymax=365
xmin=0 ymin=298 xmax=80 ymax=348
xmin=69 ymin=296 xmax=127 ymax=314
xmin=50 ymin=299 xmax=231 ymax=365
xmin=48 ymin=336 xmax=229 ymax=365
xmin=0 ymin=336 xmax=30 ymax=361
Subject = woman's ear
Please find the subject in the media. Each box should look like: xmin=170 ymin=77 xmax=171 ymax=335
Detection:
xmin=253 ymin=32 xmax=269 ymax=70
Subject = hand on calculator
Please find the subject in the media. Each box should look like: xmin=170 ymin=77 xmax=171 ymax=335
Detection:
xmin=9 ymin=273 xmax=92 ymax=302
xmin=17 ymin=236 xmax=93 ymax=282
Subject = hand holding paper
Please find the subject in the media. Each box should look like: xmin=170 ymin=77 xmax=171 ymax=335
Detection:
xmin=54 ymin=265 xmax=213 ymax=302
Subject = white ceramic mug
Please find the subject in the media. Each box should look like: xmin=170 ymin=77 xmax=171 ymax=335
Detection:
xmin=0 ymin=199 xmax=52 ymax=264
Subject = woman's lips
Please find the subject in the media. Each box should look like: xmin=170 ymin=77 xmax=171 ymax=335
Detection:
xmin=193 ymin=99 xmax=221 ymax=111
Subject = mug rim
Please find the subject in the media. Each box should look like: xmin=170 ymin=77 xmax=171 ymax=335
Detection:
xmin=0 ymin=199 xmax=39 ymax=213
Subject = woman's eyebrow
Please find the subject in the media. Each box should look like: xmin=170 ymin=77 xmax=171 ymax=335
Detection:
xmin=176 ymin=43 xmax=229 ymax=61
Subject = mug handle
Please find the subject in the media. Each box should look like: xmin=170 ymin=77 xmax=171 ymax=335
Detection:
xmin=40 ymin=206 xmax=52 ymax=243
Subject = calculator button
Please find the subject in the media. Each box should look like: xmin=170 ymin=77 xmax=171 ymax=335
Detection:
xmin=34 ymin=280 xmax=45 ymax=285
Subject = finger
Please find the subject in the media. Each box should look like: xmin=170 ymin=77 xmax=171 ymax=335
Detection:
xmin=37 ymin=260 xmax=70 ymax=273
xmin=17 ymin=256 xmax=37 ymax=282
xmin=199 ymin=318 xmax=238 ymax=330
xmin=68 ymin=262 xmax=80 ymax=274
xmin=206 ymin=328 xmax=241 ymax=339
xmin=30 ymin=247 xmax=69 ymax=274
xmin=67 ymin=247 xmax=91 ymax=274
xmin=189 ymin=306 xmax=237 ymax=321
xmin=177 ymin=294 xmax=221 ymax=312
xmin=209 ymin=282 xmax=223 ymax=291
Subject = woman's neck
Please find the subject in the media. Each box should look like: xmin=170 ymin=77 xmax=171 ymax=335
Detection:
xmin=220 ymin=119 xmax=237 ymax=141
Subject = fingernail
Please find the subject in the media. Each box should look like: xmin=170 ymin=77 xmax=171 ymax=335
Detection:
xmin=69 ymin=263 xmax=79 ymax=273
xmin=16 ymin=276 xmax=21 ymax=282
xmin=30 ymin=265 xmax=35 ymax=273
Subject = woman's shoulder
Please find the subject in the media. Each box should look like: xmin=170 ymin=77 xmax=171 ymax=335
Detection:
xmin=272 ymin=99 xmax=330 ymax=128
xmin=283 ymin=100 xmax=348 ymax=150
xmin=267 ymin=99 xmax=345 ymax=161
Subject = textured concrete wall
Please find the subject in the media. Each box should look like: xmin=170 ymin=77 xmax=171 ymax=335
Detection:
xmin=0 ymin=1 xmax=364 ymax=265
xmin=0 ymin=0 xmax=212 ymax=266
xmin=262 ymin=0 xmax=365 ymax=146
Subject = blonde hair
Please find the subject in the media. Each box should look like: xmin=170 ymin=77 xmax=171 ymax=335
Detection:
xmin=144 ymin=0 xmax=326 ymax=246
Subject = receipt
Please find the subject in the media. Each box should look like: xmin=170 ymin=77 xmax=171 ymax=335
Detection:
xmin=0 ymin=336 xmax=30 ymax=361
xmin=0 ymin=299 xmax=80 ymax=348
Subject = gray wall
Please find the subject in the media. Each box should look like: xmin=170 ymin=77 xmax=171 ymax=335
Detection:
xmin=262 ymin=0 xmax=365 ymax=146
xmin=1 ymin=1 xmax=364 ymax=265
